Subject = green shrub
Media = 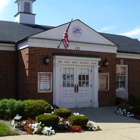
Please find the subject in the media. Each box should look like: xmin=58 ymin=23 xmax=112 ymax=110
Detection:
xmin=54 ymin=108 xmax=71 ymax=118
xmin=128 ymin=94 xmax=136 ymax=100
xmin=23 ymin=100 xmax=51 ymax=119
xmin=131 ymin=106 xmax=140 ymax=115
xmin=117 ymin=102 xmax=130 ymax=111
xmin=36 ymin=114 xmax=59 ymax=128
xmin=68 ymin=115 xmax=88 ymax=127
xmin=0 ymin=99 xmax=23 ymax=119
xmin=116 ymin=97 xmax=127 ymax=105
xmin=128 ymin=98 xmax=140 ymax=106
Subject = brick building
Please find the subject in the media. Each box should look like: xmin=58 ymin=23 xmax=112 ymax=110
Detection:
xmin=0 ymin=0 xmax=140 ymax=108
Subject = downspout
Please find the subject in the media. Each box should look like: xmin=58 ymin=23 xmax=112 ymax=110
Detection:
xmin=15 ymin=43 xmax=18 ymax=100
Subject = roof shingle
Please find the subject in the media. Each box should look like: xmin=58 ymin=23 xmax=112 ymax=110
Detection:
xmin=0 ymin=20 xmax=53 ymax=42
xmin=100 ymin=33 xmax=140 ymax=54
xmin=1 ymin=20 xmax=140 ymax=54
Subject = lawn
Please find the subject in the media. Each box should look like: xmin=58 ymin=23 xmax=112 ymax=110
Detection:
xmin=0 ymin=121 xmax=18 ymax=136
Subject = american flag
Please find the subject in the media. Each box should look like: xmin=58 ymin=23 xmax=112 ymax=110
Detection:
xmin=62 ymin=20 xmax=72 ymax=49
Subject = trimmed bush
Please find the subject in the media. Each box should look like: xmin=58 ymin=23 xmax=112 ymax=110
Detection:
xmin=128 ymin=98 xmax=140 ymax=106
xmin=0 ymin=99 xmax=23 ymax=119
xmin=116 ymin=97 xmax=127 ymax=105
xmin=131 ymin=106 xmax=140 ymax=115
xmin=54 ymin=108 xmax=71 ymax=118
xmin=23 ymin=100 xmax=51 ymax=119
xmin=68 ymin=115 xmax=88 ymax=127
xmin=36 ymin=114 xmax=59 ymax=128
xmin=128 ymin=94 xmax=136 ymax=100
xmin=117 ymin=102 xmax=130 ymax=111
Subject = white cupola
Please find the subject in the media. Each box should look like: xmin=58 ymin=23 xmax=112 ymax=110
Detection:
xmin=14 ymin=0 xmax=36 ymax=25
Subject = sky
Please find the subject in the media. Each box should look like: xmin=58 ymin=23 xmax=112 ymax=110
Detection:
xmin=0 ymin=0 xmax=140 ymax=40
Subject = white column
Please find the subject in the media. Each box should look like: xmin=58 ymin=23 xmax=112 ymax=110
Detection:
xmin=53 ymin=62 xmax=61 ymax=107
xmin=92 ymin=65 xmax=99 ymax=107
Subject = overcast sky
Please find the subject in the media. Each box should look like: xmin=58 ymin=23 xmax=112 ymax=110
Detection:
xmin=0 ymin=0 xmax=140 ymax=40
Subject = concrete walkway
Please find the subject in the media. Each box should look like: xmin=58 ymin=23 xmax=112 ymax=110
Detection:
xmin=0 ymin=106 xmax=140 ymax=140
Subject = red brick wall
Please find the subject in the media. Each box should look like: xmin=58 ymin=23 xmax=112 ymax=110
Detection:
xmin=18 ymin=47 xmax=117 ymax=106
xmin=117 ymin=58 xmax=140 ymax=98
xmin=0 ymin=50 xmax=16 ymax=98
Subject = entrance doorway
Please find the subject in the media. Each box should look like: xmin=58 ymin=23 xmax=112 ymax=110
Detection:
xmin=61 ymin=66 xmax=91 ymax=108
xmin=53 ymin=55 xmax=100 ymax=108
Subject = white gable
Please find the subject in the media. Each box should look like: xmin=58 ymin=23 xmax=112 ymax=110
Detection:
xmin=32 ymin=20 xmax=115 ymax=45
xmin=19 ymin=20 xmax=117 ymax=53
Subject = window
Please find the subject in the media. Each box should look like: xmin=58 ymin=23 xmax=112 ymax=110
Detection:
xmin=78 ymin=68 xmax=89 ymax=87
xmin=62 ymin=68 xmax=74 ymax=87
xmin=116 ymin=65 xmax=128 ymax=90
xmin=24 ymin=2 xmax=31 ymax=13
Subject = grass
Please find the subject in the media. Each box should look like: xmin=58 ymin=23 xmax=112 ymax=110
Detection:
xmin=0 ymin=121 xmax=19 ymax=136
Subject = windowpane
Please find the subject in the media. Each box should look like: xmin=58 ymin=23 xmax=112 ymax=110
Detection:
xmin=116 ymin=66 xmax=127 ymax=90
xmin=62 ymin=68 xmax=74 ymax=87
xmin=78 ymin=68 xmax=89 ymax=87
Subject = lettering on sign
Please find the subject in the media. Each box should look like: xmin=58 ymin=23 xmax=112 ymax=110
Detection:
xmin=57 ymin=61 xmax=62 ymax=63
xmin=80 ymin=62 xmax=90 ymax=64
xmin=75 ymin=47 xmax=80 ymax=50
xmin=38 ymin=72 xmax=52 ymax=93
xmin=91 ymin=62 xmax=96 ymax=65
xmin=64 ymin=61 xmax=70 ymax=64
xmin=72 ymin=61 xmax=78 ymax=64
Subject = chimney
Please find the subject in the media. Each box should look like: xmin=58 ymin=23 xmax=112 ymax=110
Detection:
xmin=14 ymin=0 xmax=36 ymax=25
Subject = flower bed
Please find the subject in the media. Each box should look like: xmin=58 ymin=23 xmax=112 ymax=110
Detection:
xmin=116 ymin=99 xmax=140 ymax=120
xmin=10 ymin=109 xmax=101 ymax=136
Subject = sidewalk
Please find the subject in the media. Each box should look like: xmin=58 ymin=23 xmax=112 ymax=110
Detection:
xmin=0 ymin=106 xmax=140 ymax=140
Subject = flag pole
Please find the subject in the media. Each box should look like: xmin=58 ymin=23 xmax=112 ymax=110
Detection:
xmin=57 ymin=40 xmax=62 ymax=49
xmin=58 ymin=19 xmax=73 ymax=49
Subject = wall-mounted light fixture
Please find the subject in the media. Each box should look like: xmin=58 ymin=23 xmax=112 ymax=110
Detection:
xmin=103 ymin=58 xmax=109 ymax=67
xmin=44 ymin=56 xmax=50 ymax=65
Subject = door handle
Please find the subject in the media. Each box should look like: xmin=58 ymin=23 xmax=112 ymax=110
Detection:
xmin=76 ymin=84 xmax=79 ymax=93
xmin=74 ymin=84 xmax=77 ymax=93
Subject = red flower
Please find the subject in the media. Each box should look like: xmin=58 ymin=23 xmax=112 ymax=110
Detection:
xmin=29 ymin=131 xmax=33 ymax=135
xmin=135 ymin=115 xmax=140 ymax=120
xmin=70 ymin=125 xmax=83 ymax=132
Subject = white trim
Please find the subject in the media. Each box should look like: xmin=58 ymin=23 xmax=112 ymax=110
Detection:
xmin=53 ymin=56 xmax=101 ymax=66
xmin=116 ymin=65 xmax=128 ymax=91
xmin=18 ymin=41 xmax=28 ymax=50
xmin=0 ymin=44 xmax=15 ymax=51
xmin=117 ymin=53 xmax=140 ymax=59
xmin=18 ymin=38 xmax=117 ymax=53
xmin=53 ymin=55 xmax=100 ymax=108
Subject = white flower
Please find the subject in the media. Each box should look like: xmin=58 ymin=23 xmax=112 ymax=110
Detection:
xmin=33 ymin=127 xmax=39 ymax=134
xmin=73 ymin=112 xmax=84 ymax=116
xmin=117 ymin=108 xmax=135 ymax=118
xmin=42 ymin=126 xmax=55 ymax=136
xmin=11 ymin=120 xmax=15 ymax=126
xmin=87 ymin=122 xmax=99 ymax=131
xmin=51 ymin=130 xmax=55 ymax=134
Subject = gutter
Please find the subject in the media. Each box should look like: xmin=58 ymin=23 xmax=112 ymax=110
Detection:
xmin=0 ymin=40 xmax=15 ymax=44
xmin=117 ymin=50 xmax=140 ymax=54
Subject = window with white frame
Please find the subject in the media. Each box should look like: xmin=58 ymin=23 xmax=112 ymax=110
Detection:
xmin=116 ymin=65 xmax=128 ymax=90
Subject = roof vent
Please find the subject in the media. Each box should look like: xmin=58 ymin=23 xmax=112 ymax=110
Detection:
xmin=14 ymin=0 xmax=36 ymax=25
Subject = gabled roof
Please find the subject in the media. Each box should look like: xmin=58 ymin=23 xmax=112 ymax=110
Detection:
xmin=0 ymin=20 xmax=54 ymax=43
xmin=100 ymin=33 xmax=140 ymax=54
xmin=0 ymin=20 xmax=140 ymax=54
